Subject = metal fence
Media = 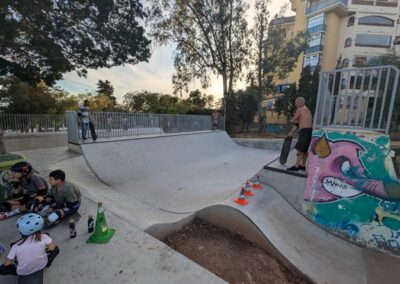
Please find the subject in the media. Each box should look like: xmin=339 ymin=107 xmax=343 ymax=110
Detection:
xmin=314 ymin=65 xmax=400 ymax=133
xmin=0 ymin=114 xmax=66 ymax=134
xmin=66 ymin=111 xmax=224 ymax=143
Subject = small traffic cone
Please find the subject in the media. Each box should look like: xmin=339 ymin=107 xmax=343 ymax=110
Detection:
xmin=244 ymin=180 xmax=252 ymax=190
xmin=87 ymin=202 xmax=115 ymax=244
xmin=252 ymin=176 xmax=262 ymax=190
xmin=234 ymin=188 xmax=249 ymax=206
xmin=243 ymin=184 xmax=254 ymax=196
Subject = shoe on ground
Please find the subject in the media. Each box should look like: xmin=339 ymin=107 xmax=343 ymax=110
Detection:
xmin=286 ymin=166 xmax=299 ymax=171
xmin=299 ymin=166 xmax=306 ymax=171
xmin=0 ymin=212 xmax=8 ymax=221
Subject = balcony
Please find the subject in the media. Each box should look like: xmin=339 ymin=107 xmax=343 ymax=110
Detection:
xmin=307 ymin=24 xmax=326 ymax=34
xmin=306 ymin=0 xmax=348 ymax=17
xmin=305 ymin=44 xmax=324 ymax=55
xmin=352 ymin=0 xmax=398 ymax=7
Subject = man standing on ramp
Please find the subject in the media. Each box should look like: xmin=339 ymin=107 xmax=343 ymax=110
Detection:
xmin=286 ymin=97 xmax=313 ymax=172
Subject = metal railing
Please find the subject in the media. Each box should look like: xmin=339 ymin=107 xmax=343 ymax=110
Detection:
xmin=0 ymin=114 xmax=66 ymax=134
xmin=307 ymin=24 xmax=326 ymax=34
xmin=306 ymin=0 xmax=348 ymax=15
xmin=313 ymin=65 xmax=400 ymax=133
xmin=305 ymin=45 xmax=324 ymax=55
xmin=66 ymin=111 xmax=224 ymax=143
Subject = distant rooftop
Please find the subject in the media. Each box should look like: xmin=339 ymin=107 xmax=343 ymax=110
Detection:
xmin=270 ymin=16 xmax=296 ymax=26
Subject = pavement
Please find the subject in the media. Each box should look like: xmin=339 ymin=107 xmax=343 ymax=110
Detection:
xmin=1 ymin=131 xmax=400 ymax=284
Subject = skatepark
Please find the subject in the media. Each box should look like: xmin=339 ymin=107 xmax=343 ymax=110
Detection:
xmin=1 ymin=66 xmax=400 ymax=283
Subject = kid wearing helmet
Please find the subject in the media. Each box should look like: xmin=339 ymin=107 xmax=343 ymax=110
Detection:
xmin=0 ymin=162 xmax=48 ymax=220
xmin=34 ymin=170 xmax=81 ymax=226
xmin=0 ymin=213 xmax=59 ymax=284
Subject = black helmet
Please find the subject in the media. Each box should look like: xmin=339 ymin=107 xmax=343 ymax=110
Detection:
xmin=11 ymin=162 xmax=32 ymax=175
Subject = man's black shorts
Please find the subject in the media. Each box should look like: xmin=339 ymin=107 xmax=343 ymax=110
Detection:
xmin=295 ymin=128 xmax=313 ymax=153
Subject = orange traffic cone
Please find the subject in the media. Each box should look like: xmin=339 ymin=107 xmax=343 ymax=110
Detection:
xmin=252 ymin=176 xmax=262 ymax=190
xmin=234 ymin=188 xmax=248 ymax=206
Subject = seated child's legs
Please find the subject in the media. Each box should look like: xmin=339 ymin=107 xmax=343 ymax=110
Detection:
xmin=46 ymin=202 xmax=80 ymax=224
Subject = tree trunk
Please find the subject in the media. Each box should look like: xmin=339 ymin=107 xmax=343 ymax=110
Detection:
xmin=0 ymin=129 xmax=5 ymax=154
xmin=222 ymin=73 xmax=228 ymax=99
xmin=257 ymin=17 xmax=265 ymax=133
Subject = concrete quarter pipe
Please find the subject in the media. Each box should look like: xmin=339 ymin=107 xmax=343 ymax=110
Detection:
xmin=81 ymin=131 xmax=275 ymax=213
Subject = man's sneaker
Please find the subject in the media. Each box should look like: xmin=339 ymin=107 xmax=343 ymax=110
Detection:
xmin=299 ymin=166 xmax=306 ymax=171
xmin=286 ymin=166 xmax=299 ymax=172
xmin=0 ymin=212 xmax=8 ymax=221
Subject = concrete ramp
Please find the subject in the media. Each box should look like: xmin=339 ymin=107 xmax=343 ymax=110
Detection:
xmin=81 ymin=131 xmax=276 ymax=213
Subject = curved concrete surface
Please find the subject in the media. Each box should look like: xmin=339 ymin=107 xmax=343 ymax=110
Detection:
xmin=0 ymin=196 xmax=224 ymax=284
xmin=81 ymin=131 xmax=276 ymax=213
xmin=4 ymin=133 xmax=400 ymax=284
xmin=56 ymin=153 xmax=400 ymax=284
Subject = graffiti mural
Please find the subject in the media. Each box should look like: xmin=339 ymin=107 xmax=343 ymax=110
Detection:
xmin=304 ymin=130 xmax=400 ymax=254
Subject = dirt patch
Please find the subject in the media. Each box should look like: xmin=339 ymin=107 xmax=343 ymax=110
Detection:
xmin=164 ymin=218 xmax=310 ymax=284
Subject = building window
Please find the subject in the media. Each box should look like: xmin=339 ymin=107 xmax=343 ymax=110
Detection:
xmin=304 ymin=54 xmax=320 ymax=67
xmin=308 ymin=14 xmax=325 ymax=29
xmin=354 ymin=56 xmax=367 ymax=66
xmin=355 ymin=34 xmax=392 ymax=48
xmin=347 ymin=16 xmax=355 ymax=27
xmin=352 ymin=0 xmax=398 ymax=8
xmin=308 ymin=33 xmax=323 ymax=47
xmin=358 ymin=16 xmax=395 ymax=27
xmin=345 ymin=38 xmax=352 ymax=48
xmin=394 ymin=36 xmax=400 ymax=45
xmin=342 ymin=58 xmax=349 ymax=67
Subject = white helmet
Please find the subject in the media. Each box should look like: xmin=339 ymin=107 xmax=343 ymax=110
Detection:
xmin=16 ymin=214 xmax=44 ymax=236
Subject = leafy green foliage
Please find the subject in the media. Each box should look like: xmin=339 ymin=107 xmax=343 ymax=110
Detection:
xmin=96 ymin=80 xmax=116 ymax=106
xmin=147 ymin=0 xmax=250 ymax=99
xmin=0 ymin=0 xmax=151 ymax=85
xmin=297 ymin=65 xmax=319 ymax=115
xmin=248 ymin=2 xmax=308 ymax=131
xmin=123 ymin=90 xmax=215 ymax=114
xmin=367 ymin=49 xmax=400 ymax=131
xmin=0 ymin=77 xmax=79 ymax=114
xmin=274 ymin=83 xmax=297 ymax=123
xmin=237 ymin=88 xmax=257 ymax=131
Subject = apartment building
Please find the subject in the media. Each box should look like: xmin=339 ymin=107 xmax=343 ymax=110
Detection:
xmin=266 ymin=0 xmax=400 ymax=126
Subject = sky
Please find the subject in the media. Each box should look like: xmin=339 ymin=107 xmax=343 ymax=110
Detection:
xmin=56 ymin=0 xmax=292 ymax=102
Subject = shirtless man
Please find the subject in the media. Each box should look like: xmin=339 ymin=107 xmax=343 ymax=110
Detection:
xmin=287 ymin=97 xmax=313 ymax=172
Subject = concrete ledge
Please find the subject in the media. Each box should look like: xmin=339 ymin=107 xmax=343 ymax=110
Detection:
xmin=4 ymin=132 xmax=67 ymax=151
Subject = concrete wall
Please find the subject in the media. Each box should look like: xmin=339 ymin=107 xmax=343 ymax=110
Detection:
xmin=4 ymin=132 xmax=67 ymax=152
xmin=305 ymin=128 xmax=400 ymax=255
xmin=321 ymin=12 xmax=342 ymax=70
xmin=290 ymin=0 xmax=308 ymax=84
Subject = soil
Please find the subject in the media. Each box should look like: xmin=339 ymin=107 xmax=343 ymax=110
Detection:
xmin=164 ymin=218 xmax=311 ymax=284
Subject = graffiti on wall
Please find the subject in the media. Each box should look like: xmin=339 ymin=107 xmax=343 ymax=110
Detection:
xmin=304 ymin=130 xmax=400 ymax=254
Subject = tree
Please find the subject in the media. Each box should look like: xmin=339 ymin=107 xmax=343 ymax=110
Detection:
xmin=0 ymin=0 xmax=151 ymax=86
xmin=237 ymin=88 xmax=257 ymax=131
xmin=274 ymin=83 xmax=297 ymax=125
xmin=147 ymin=0 xmax=250 ymax=101
xmin=296 ymin=65 xmax=320 ymax=115
xmin=97 ymin=80 xmax=116 ymax=106
xmin=310 ymin=65 xmax=320 ymax=114
xmin=187 ymin=89 xmax=214 ymax=110
xmin=248 ymin=2 xmax=308 ymax=132
xmin=0 ymin=77 xmax=79 ymax=114
xmin=78 ymin=93 xmax=115 ymax=112
xmin=123 ymin=91 xmax=192 ymax=114
xmin=367 ymin=49 xmax=400 ymax=131
xmin=0 ymin=78 xmax=56 ymax=114
xmin=224 ymin=93 xmax=240 ymax=133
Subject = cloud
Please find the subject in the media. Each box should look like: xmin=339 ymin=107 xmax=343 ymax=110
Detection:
xmin=56 ymin=0 xmax=292 ymax=102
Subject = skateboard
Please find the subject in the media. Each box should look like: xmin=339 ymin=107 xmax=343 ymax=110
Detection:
xmin=89 ymin=121 xmax=97 ymax=141
xmin=279 ymin=136 xmax=293 ymax=165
